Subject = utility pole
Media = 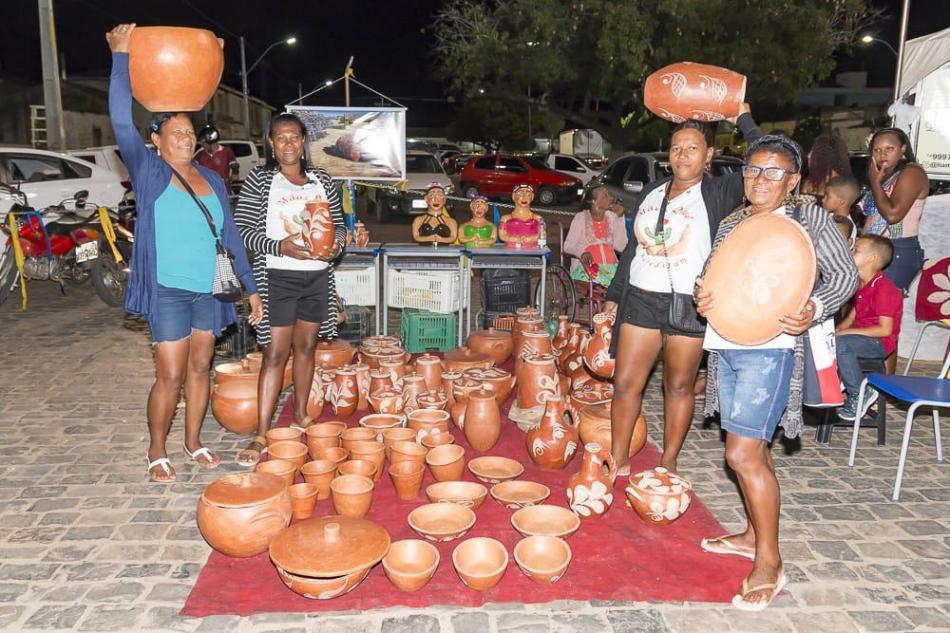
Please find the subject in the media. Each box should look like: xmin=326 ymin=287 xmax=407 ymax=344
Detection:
xmin=893 ymin=0 xmax=911 ymax=103
xmin=37 ymin=0 xmax=66 ymax=150
xmin=240 ymin=36 xmax=251 ymax=141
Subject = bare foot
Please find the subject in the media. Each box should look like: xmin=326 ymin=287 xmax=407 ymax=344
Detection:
xmin=658 ymin=458 xmax=678 ymax=474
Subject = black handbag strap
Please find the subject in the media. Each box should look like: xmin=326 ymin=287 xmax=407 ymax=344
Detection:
xmin=169 ymin=166 xmax=224 ymax=251
xmin=654 ymin=184 xmax=677 ymax=293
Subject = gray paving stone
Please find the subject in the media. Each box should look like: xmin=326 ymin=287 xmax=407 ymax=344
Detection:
xmin=496 ymin=612 xmax=549 ymax=633
xmin=897 ymin=520 xmax=947 ymax=535
xmin=39 ymin=582 xmax=91 ymax=602
xmin=84 ymin=579 xmax=147 ymax=603
xmin=0 ymin=605 xmax=26 ymax=630
xmin=61 ymin=525 xmax=116 ymax=540
xmin=194 ymin=615 xmax=243 ymax=632
xmin=117 ymin=563 xmax=173 ymax=578
xmin=7 ymin=526 xmax=65 ymax=543
xmin=809 ymin=540 xmax=861 ymax=561
xmin=141 ymin=606 xmax=200 ymax=632
xmin=146 ymin=581 xmax=195 ymax=602
xmin=549 ymin=613 xmax=610 ymax=633
xmin=0 ymin=563 xmax=60 ymax=580
xmin=606 ymin=608 xmax=669 ymax=633
xmin=847 ymin=610 xmax=915 ymax=632
xmin=450 ymin=612 xmax=490 ymax=633
xmin=302 ymin=616 xmax=380 ymax=633
xmin=856 ymin=586 xmax=912 ymax=604
xmin=25 ymin=604 xmax=87 ymax=629
xmin=785 ymin=611 xmax=859 ymax=633
xmin=899 ymin=606 xmax=950 ymax=630
xmin=857 ymin=564 xmax=916 ymax=584
xmin=381 ymin=614 xmax=441 ymax=633
xmin=42 ymin=544 xmax=98 ymax=562
xmin=909 ymin=583 xmax=950 ymax=602
xmin=0 ymin=582 xmax=30 ymax=602
xmin=898 ymin=539 xmax=950 ymax=559
xmin=60 ymin=562 xmax=121 ymax=582
xmin=661 ymin=609 xmax=731 ymax=633
xmin=77 ymin=606 xmax=140 ymax=631
xmin=907 ymin=559 xmax=950 ymax=580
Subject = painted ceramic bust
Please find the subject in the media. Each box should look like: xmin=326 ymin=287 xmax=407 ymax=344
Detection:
xmin=498 ymin=184 xmax=543 ymax=249
xmin=412 ymin=182 xmax=458 ymax=245
xmin=459 ymin=195 xmax=497 ymax=248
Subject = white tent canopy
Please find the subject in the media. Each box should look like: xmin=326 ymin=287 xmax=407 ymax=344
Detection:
xmin=899 ymin=26 xmax=950 ymax=96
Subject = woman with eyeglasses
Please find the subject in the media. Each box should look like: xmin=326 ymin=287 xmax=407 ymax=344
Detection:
xmin=604 ymin=104 xmax=761 ymax=476
xmin=695 ymin=135 xmax=857 ymax=611
xmin=861 ymin=127 xmax=929 ymax=291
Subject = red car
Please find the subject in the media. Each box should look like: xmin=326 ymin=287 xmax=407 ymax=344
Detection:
xmin=459 ymin=154 xmax=584 ymax=205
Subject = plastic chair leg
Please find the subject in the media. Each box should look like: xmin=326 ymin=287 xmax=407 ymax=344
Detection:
xmin=875 ymin=397 xmax=887 ymax=446
xmin=934 ymin=410 xmax=944 ymax=463
xmin=815 ymin=408 xmax=835 ymax=444
xmin=848 ymin=377 xmax=869 ymax=467
xmin=903 ymin=322 xmax=942 ymax=376
xmin=892 ymin=403 xmax=920 ymax=501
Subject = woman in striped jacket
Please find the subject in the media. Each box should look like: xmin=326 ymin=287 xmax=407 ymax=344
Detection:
xmin=234 ymin=113 xmax=346 ymax=465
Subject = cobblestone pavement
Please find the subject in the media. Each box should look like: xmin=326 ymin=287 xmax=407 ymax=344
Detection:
xmin=2 ymin=272 xmax=949 ymax=632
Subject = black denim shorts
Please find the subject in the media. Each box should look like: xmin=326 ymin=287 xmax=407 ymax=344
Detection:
xmin=617 ymin=287 xmax=704 ymax=339
xmin=266 ymin=268 xmax=330 ymax=327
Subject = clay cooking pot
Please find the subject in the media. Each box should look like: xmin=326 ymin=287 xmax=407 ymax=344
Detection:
xmin=466 ymin=327 xmax=514 ymax=365
xmin=197 ymin=472 xmax=292 ymax=558
xmin=128 ymin=27 xmax=224 ymax=111
xmin=210 ymin=381 xmax=258 ymax=434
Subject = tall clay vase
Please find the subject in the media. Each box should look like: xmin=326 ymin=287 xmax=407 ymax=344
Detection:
xmin=558 ymin=324 xmax=583 ymax=374
xmin=128 ymin=27 xmax=224 ymax=111
xmin=353 ymin=363 xmax=371 ymax=411
xmin=582 ymin=311 xmax=616 ymax=379
xmin=460 ymin=389 xmax=501 ymax=452
xmin=525 ymin=395 xmax=579 ymax=470
xmin=644 ymin=61 xmax=747 ymax=123
xmin=516 ymin=354 xmax=560 ymax=412
xmin=305 ymin=369 xmax=325 ymax=421
xmin=566 ymin=443 xmax=616 ymax=521
xmin=516 ymin=330 xmax=555 ymax=377
xmin=330 ymin=368 xmax=359 ymax=418
xmin=301 ymin=199 xmax=336 ymax=259
xmin=413 ymin=355 xmax=443 ymax=393
xmin=401 ymin=374 xmax=427 ymax=414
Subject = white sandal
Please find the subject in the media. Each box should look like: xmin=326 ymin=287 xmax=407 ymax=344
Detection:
xmin=732 ymin=570 xmax=788 ymax=612
xmin=146 ymin=455 xmax=176 ymax=482
xmin=183 ymin=443 xmax=220 ymax=469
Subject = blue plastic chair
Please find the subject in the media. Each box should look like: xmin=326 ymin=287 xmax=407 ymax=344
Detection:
xmin=848 ymin=354 xmax=949 ymax=501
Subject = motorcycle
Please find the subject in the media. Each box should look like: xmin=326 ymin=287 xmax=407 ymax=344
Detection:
xmin=0 ymin=185 xmax=134 ymax=308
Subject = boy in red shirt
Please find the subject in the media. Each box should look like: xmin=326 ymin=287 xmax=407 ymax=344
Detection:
xmin=835 ymin=234 xmax=902 ymax=420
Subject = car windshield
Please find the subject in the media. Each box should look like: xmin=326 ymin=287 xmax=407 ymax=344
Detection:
xmin=406 ymin=155 xmax=443 ymax=173
xmin=522 ymin=157 xmax=551 ymax=171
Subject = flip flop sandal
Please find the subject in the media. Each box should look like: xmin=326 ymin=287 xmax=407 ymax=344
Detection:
xmin=146 ymin=455 xmax=176 ymax=483
xmin=289 ymin=416 xmax=314 ymax=432
xmin=732 ymin=570 xmax=788 ymax=612
xmin=183 ymin=443 xmax=220 ymax=469
xmin=700 ymin=534 xmax=756 ymax=561
xmin=237 ymin=436 xmax=267 ymax=466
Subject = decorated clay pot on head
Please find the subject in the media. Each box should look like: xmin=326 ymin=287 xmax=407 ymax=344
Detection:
xmin=128 ymin=27 xmax=224 ymax=111
xmin=210 ymin=381 xmax=258 ymax=434
xmin=582 ymin=311 xmax=615 ymax=379
xmin=577 ymin=402 xmax=647 ymax=460
xmin=443 ymin=346 xmax=494 ymax=373
xmin=644 ymin=61 xmax=747 ymax=123
xmin=552 ymin=316 xmax=571 ymax=351
xmin=625 ymin=467 xmax=693 ymax=525
xmin=525 ymin=395 xmax=579 ymax=471
xmin=347 ymin=440 xmax=386 ymax=482
xmin=459 ymin=389 xmax=501 ymax=452
xmin=566 ymin=443 xmax=616 ymax=521
xmin=462 ymin=367 xmax=516 ymax=404
xmin=382 ymin=539 xmax=440 ymax=592
xmin=330 ymin=474 xmax=374 ymax=518
xmin=516 ymin=354 xmax=560 ymax=412
xmin=300 ymin=459 xmax=337 ymax=500
xmin=413 ymin=355 xmax=443 ymax=392
xmin=388 ymin=461 xmax=426 ymax=501
xmin=379 ymin=358 xmax=408 ymax=390
xmin=305 ymin=421 xmax=345 ymax=458
xmin=368 ymin=387 xmax=405 ymax=416
xmin=401 ymin=374 xmax=428 ymax=414
xmin=352 ymin=363 xmax=371 ymax=411
xmin=197 ymin=472 xmax=292 ymax=558
xmin=327 ymin=368 xmax=359 ymax=417
xmin=313 ymin=338 xmax=357 ymax=370
xmin=466 ymin=327 xmax=514 ymax=365
xmin=369 ymin=369 xmax=394 ymax=395
xmin=407 ymin=409 xmax=451 ymax=443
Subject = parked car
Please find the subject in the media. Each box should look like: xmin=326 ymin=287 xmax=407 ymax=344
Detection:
xmin=0 ymin=146 xmax=127 ymax=211
xmin=546 ymin=153 xmax=601 ymax=186
xmin=219 ymin=140 xmax=264 ymax=183
xmin=66 ymin=145 xmax=129 ymax=182
xmin=459 ymin=154 xmax=584 ymax=205
xmin=364 ymin=151 xmax=454 ymax=221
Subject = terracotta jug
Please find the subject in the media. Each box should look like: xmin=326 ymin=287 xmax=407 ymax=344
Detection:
xmin=380 ymin=357 xmax=407 ymax=389
xmin=353 ymin=363 xmax=371 ymax=411
xmin=441 ymin=371 xmax=461 ymax=409
xmin=413 ymin=355 xmax=443 ymax=393
xmin=525 ymin=395 xmax=579 ymax=470
xmin=401 ymin=374 xmax=428 ymax=414
xmin=466 ymin=327 xmax=514 ymax=365
xmin=625 ymin=467 xmax=693 ymax=525
xmin=644 ymin=61 xmax=747 ymax=123
xmin=305 ymin=369 xmax=325 ymax=420
xmin=299 ymin=199 xmax=336 ymax=259
xmin=516 ymin=354 xmax=560 ymax=412
xmin=369 ymin=369 xmax=393 ymax=395
xmin=558 ymin=325 xmax=587 ymax=375
xmin=329 ymin=368 xmax=359 ymax=418
xmin=458 ymin=389 xmax=502 ymax=452
xmin=566 ymin=443 xmax=616 ymax=520
xmin=576 ymin=402 xmax=647 ymax=460
xmin=552 ymin=316 xmax=571 ymax=352
xmin=443 ymin=346 xmax=493 ymax=373
xmin=128 ymin=27 xmax=224 ymax=111
xmin=462 ymin=367 xmax=516 ymax=404
xmin=211 ymin=381 xmax=258 ymax=434
xmin=582 ymin=311 xmax=615 ymax=379
xmin=314 ymin=338 xmax=356 ymax=370
xmin=368 ymin=387 xmax=404 ymax=415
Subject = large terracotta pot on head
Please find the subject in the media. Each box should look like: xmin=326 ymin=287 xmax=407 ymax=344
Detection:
xmin=210 ymin=381 xmax=258 ymax=434
xmin=128 ymin=27 xmax=224 ymax=111
xmin=644 ymin=61 xmax=747 ymax=123
xmin=197 ymin=472 xmax=292 ymax=558
xmin=577 ymin=402 xmax=647 ymax=460
xmin=314 ymin=339 xmax=357 ymax=370
xmin=466 ymin=327 xmax=514 ymax=365
xmin=703 ymin=213 xmax=816 ymax=345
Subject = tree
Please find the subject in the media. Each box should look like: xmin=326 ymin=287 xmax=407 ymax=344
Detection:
xmin=432 ymin=0 xmax=876 ymax=150
xmin=447 ymin=93 xmax=563 ymax=152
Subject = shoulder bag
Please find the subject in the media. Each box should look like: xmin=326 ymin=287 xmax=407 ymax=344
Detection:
xmin=656 ymin=187 xmax=705 ymax=334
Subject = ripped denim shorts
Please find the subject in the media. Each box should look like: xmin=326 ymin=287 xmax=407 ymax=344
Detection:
xmin=716 ymin=348 xmax=794 ymax=441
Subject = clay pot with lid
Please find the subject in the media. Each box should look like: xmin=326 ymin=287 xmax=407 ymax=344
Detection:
xmin=525 ymin=395 xmax=579 ymax=471
xmin=330 ymin=474 xmax=374 ymax=518
xmin=197 ymin=472 xmax=292 ymax=558
xmin=328 ymin=368 xmax=359 ymax=418
xmin=401 ymin=374 xmax=428 ymax=414
xmin=313 ymin=339 xmax=357 ymax=370
xmin=210 ymin=381 xmax=258 ymax=434
xmin=443 ymin=346 xmax=493 ymax=373
xmin=517 ymin=330 xmax=554 ymax=366
xmin=369 ymin=369 xmax=393 ymax=395
xmin=413 ymin=355 xmax=443 ymax=392
xmin=388 ymin=461 xmax=425 ymax=501
xmin=514 ymin=535 xmax=571 ymax=585
xmin=516 ymin=354 xmax=560 ymax=412
xmin=566 ymin=443 xmax=616 ymax=521
xmin=407 ymin=409 xmax=451 ymax=443
xmin=383 ymin=539 xmax=440 ymax=592
xmin=305 ymin=421 xmax=345 ymax=458
xmin=300 ymin=459 xmax=336 ymax=500
xmin=462 ymin=367 xmax=516 ymax=404
xmin=255 ymin=458 xmax=297 ymax=488
xmin=379 ymin=358 xmax=408 ymax=389
xmin=513 ymin=315 xmax=544 ymax=353
xmin=458 ymin=389 xmax=501 ymax=452
xmin=568 ymin=382 xmax=614 ymax=411
xmin=452 ymin=537 xmax=508 ymax=590
xmin=466 ymin=327 xmax=514 ymax=365
xmin=213 ymin=358 xmax=258 ymax=388
xmin=577 ymin=402 xmax=647 ymax=460
xmin=268 ymin=515 xmax=390 ymax=600
xmin=644 ymin=61 xmax=747 ymax=123
xmin=425 ymin=444 xmax=466 ymax=482
xmin=625 ymin=467 xmax=693 ymax=525
xmin=582 ymin=311 xmax=616 ymax=379
xmin=368 ymin=387 xmax=404 ymax=416
xmin=128 ymin=27 xmax=224 ymax=111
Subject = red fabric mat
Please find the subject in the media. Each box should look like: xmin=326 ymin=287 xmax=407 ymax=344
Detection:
xmin=182 ymin=381 xmax=749 ymax=616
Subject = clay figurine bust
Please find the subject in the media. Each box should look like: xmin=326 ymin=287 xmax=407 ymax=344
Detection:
xmin=353 ymin=221 xmax=370 ymax=248
xmin=498 ymin=184 xmax=543 ymax=249
xmin=459 ymin=195 xmax=497 ymax=249
xmin=412 ymin=183 xmax=458 ymax=245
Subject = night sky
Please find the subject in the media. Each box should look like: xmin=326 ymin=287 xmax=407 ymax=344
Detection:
xmin=2 ymin=0 xmax=949 ymax=127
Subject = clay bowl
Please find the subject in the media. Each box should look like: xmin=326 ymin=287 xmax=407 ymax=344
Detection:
xmin=305 ymin=421 xmax=345 ymax=457
xmin=425 ymin=481 xmax=489 ymax=510
xmin=513 ymin=535 xmax=572 ymax=585
xmin=288 ymin=482 xmax=319 ymax=521
xmin=359 ymin=413 xmax=405 ymax=441
xmin=407 ymin=503 xmax=476 ymax=542
xmin=467 ymin=456 xmax=524 ymax=484
xmin=390 ymin=440 xmax=428 ymax=468
xmin=265 ymin=427 xmax=304 ymax=446
xmin=299 ymin=459 xmax=336 ymax=500
xmin=421 ymin=431 xmax=455 ymax=450
xmin=267 ymin=440 xmax=308 ymax=469
xmin=213 ymin=359 xmax=259 ymax=387
xmin=490 ymin=480 xmax=551 ymax=510
xmin=346 ymin=441 xmax=386 ymax=482
xmin=452 ymin=537 xmax=508 ymax=591
xmin=254 ymin=459 xmax=297 ymax=488
xmin=330 ymin=474 xmax=374 ymax=518
xmin=424 ymin=444 xmax=465 ymax=482
xmin=275 ymin=565 xmax=370 ymax=601
xmin=388 ymin=461 xmax=426 ymax=501
xmin=341 ymin=427 xmax=378 ymax=451
xmin=382 ymin=539 xmax=440 ymax=593
xmin=510 ymin=504 xmax=581 ymax=539
xmin=311 ymin=446 xmax=349 ymax=468
xmin=382 ymin=427 xmax=417 ymax=461
xmin=337 ymin=459 xmax=377 ymax=480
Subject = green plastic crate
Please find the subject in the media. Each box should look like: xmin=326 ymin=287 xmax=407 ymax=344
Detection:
xmin=401 ymin=309 xmax=457 ymax=353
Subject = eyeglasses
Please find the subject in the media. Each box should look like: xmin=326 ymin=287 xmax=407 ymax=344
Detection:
xmin=741 ymin=165 xmax=795 ymax=181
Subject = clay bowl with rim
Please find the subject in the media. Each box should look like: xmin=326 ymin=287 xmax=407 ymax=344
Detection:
xmin=287 ymin=482 xmax=319 ymax=521
xmin=265 ymin=427 xmax=304 ymax=446
xmin=424 ymin=444 xmax=465 ymax=482
xmin=382 ymin=427 xmax=416 ymax=461
xmin=336 ymin=459 xmax=377 ymax=480
xmin=388 ymin=461 xmax=426 ymax=501
xmin=267 ymin=440 xmax=308 ymax=469
xmin=346 ymin=440 xmax=386 ymax=482
xmin=407 ymin=409 xmax=451 ymax=441
xmin=452 ymin=537 xmax=509 ymax=591
xmin=359 ymin=413 xmax=405 ymax=441
xmin=510 ymin=504 xmax=581 ymax=539
xmin=299 ymin=459 xmax=336 ymax=500
xmin=311 ymin=446 xmax=349 ymax=468
xmin=425 ymin=480 xmax=488 ymax=510
xmin=254 ymin=459 xmax=297 ymax=488
xmin=390 ymin=440 xmax=428 ymax=468
xmin=382 ymin=539 xmax=441 ymax=592
xmin=490 ymin=480 xmax=551 ymax=510
xmin=330 ymin=474 xmax=374 ymax=518
xmin=305 ymin=421 xmax=346 ymax=456
xmin=274 ymin=565 xmax=370 ymax=601
xmin=341 ymin=427 xmax=378 ymax=451
xmin=421 ymin=431 xmax=455 ymax=450
xmin=467 ymin=456 xmax=524 ymax=484
xmin=513 ymin=535 xmax=572 ymax=585
xmin=407 ymin=502 xmax=476 ymax=542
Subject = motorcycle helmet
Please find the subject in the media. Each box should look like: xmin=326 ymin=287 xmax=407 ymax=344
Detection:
xmin=200 ymin=126 xmax=220 ymax=145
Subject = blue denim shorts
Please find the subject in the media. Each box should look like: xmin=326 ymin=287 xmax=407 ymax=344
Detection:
xmin=717 ymin=349 xmax=794 ymax=441
xmin=149 ymin=285 xmax=215 ymax=343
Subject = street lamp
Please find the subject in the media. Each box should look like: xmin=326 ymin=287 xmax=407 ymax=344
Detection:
xmin=860 ymin=34 xmax=898 ymax=57
xmin=240 ymin=35 xmax=297 ymax=140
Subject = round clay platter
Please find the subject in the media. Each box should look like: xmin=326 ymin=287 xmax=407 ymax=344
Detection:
xmin=269 ymin=515 xmax=390 ymax=578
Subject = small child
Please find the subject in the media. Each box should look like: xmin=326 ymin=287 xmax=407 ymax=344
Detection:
xmin=835 ymin=234 xmax=902 ymax=420
xmin=823 ymin=175 xmax=861 ymax=238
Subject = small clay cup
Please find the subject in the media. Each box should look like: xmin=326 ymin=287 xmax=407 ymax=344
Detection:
xmin=305 ymin=421 xmax=345 ymax=457
xmin=382 ymin=427 xmax=417 ymax=461
xmin=337 ymin=459 xmax=378 ymax=480
xmin=513 ymin=535 xmax=571 ymax=585
xmin=265 ymin=427 xmax=304 ymax=446
xmin=330 ymin=474 xmax=374 ymax=518
xmin=254 ymin=459 xmax=296 ymax=488
xmin=347 ymin=440 xmax=386 ymax=482
xmin=288 ymin=482 xmax=319 ymax=521
xmin=388 ymin=461 xmax=425 ymax=501
xmin=390 ymin=440 xmax=428 ymax=468
xmin=425 ymin=444 xmax=465 ymax=482
xmin=382 ymin=539 xmax=440 ymax=592
xmin=311 ymin=446 xmax=349 ymax=467
xmin=299 ymin=459 xmax=336 ymax=500
xmin=452 ymin=537 xmax=508 ymax=590
xmin=341 ymin=427 xmax=378 ymax=451
xmin=421 ymin=431 xmax=455 ymax=450
xmin=267 ymin=440 xmax=308 ymax=469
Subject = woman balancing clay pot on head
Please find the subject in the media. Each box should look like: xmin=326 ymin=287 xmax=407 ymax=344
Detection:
xmin=499 ymin=184 xmax=544 ymax=249
xmin=106 ymin=24 xmax=263 ymax=482
xmin=563 ymin=184 xmax=628 ymax=287
xmin=860 ymin=127 xmax=929 ymax=292
xmin=459 ymin=195 xmax=497 ymax=249
xmin=412 ymin=183 xmax=458 ymax=245
xmin=694 ymin=135 xmax=857 ymax=610
xmin=603 ymin=103 xmax=761 ymax=477
xmin=233 ymin=113 xmax=347 ymax=465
